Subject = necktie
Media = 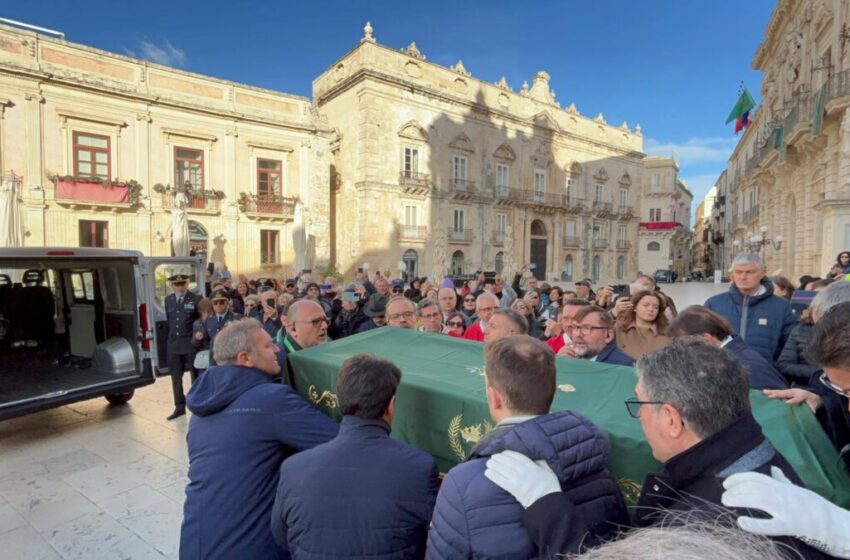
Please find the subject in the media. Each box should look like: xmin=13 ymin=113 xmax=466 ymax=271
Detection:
xmin=177 ymin=297 xmax=183 ymax=306
xmin=218 ymin=316 xmax=224 ymax=326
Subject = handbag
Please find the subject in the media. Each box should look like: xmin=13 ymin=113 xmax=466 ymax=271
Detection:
xmin=193 ymin=350 xmax=211 ymax=370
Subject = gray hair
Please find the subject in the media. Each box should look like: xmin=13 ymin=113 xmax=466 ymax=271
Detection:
xmin=577 ymin=516 xmax=788 ymax=560
xmin=213 ymin=318 xmax=265 ymax=365
xmin=417 ymin=298 xmax=438 ymax=314
xmin=476 ymin=292 xmax=499 ymax=308
xmin=244 ymin=294 xmax=261 ymax=306
xmin=636 ymin=337 xmax=750 ymax=439
xmin=491 ymin=308 xmax=529 ymax=335
xmin=731 ymin=253 xmax=764 ymax=268
xmin=810 ymin=279 xmax=850 ymax=322
xmin=286 ymin=299 xmax=324 ymax=323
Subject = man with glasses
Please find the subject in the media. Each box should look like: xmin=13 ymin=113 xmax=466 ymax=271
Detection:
xmin=546 ymin=298 xmax=589 ymax=356
xmin=417 ymin=299 xmax=443 ymax=334
xmin=566 ymin=306 xmax=634 ymax=366
xmin=283 ymin=278 xmax=298 ymax=297
xmin=277 ymin=300 xmax=329 ymax=380
xmin=390 ymin=279 xmax=405 ymax=298
xmin=705 ymin=253 xmax=796 ymax=364
xmin=386 ymin=298 xmax=417 ymax=329
xmin=464 ymin=293 xmax=501 ymax=341
xmin=203 ymin=290 xmax=241 ymax=366
xmin=484 ymin=337 xmax=818 ymax=557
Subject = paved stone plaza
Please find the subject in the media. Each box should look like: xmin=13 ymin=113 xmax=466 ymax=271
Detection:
xmin=0 ymin=282 xmax=728 ymax=559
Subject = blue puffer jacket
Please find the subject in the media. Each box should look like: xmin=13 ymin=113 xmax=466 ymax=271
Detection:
xmin=705 ymin=278 xmax=797 ymax=364
xmin=426 ymin=411 xmax=628 ymax=559
xmin=180 ymin=364 xmax=339 ymax=560
xmin=272 ymin=416 xmax=439 ymax=559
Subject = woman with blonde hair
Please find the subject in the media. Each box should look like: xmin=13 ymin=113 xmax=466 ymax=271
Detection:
xmin=614 ymin=290 xmax=669 ymax=359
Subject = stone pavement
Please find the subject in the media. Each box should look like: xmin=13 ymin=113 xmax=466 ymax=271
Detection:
xmin=0 ymin=378 xmax=191 ymax=560
xmin=0 ymin=280 xmax=729 ymax=559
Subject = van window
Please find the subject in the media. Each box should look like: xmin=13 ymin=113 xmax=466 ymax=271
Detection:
xmin=70 ymin=272 xmax=96 ymax=303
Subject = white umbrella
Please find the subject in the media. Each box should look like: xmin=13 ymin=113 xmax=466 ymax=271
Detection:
xmin=0 ymin=174 xmax=24 ymax=248
xmin=171 ymin=191 xmax=190 ymax=256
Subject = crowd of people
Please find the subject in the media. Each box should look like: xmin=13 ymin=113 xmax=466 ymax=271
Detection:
xmin=162 ymin=250 xmax=850 ymax=559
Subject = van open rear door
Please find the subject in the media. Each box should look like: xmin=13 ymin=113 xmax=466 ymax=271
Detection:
xmin=139 ymin=256 xmax=205 ymax=374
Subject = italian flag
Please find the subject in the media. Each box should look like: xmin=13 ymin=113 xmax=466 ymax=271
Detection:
xmin=726 ymin=89 xmax=757 ymax=134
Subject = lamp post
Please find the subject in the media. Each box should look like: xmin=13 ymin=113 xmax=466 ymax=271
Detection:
xmin=746 ymin=226 xmax=783 ymax=263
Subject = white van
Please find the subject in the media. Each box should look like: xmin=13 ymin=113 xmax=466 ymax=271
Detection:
xmin=0 ymin=247 xmax=205 ymax=420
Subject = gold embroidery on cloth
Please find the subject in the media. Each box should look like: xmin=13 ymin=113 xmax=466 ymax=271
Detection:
xmin=448 ymin=413 xmax=494 ymax=461
xmin=307 ymin=385 xmax=339 ymax=409
xmin=558 ymin=383 xmax=576 ymax=393
xmin=618 ymin=478 xmax=642 ymax=504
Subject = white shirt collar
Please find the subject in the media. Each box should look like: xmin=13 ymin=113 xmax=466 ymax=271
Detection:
xmin=720 ymin=335 xmax=734 ymax=348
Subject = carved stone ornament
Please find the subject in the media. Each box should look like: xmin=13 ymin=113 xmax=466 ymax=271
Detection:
xmin=405 ymin=61 xmax=422 ymax=78
xmin=454 ymin=78 xmax=468 ymax=93
xmin=449 ymin=132 xmax=475 ymax=153
xmin=398 ymin=120 xmax=429 ymax=142
xmin=521 ymin=81 xmax=530 ymax=96
xmin=568 ymin=161 xmax=583 ymax=176
xmin=497 ymin=93 xmax=510 ymax=108
xmin=566 ymin=103 xmax=579 ymax=115
xmin=784 ymin=31 xmax=803 ymax=84
xmin=594 ymin=113 xmax=606 ymax=124
xmin=403 ymin=42 xmax=425 ymax=60
xmin=451 ymin=60 xmax=471 ymax=77
xmin=532 ymin=111 xmax=560 ymax=132
xmin=619 ymin=121 xmax=630 ymax=132
xmin=495 ymin=76 xmax=512 ymax=91
xmin=618 ymin=172 xmax=632 ymax=187
xmin=493 ymin=143 xmax=516 ymax=162
xmin=594 ymin=167 xmax=609 ymax=182
xmin=362 ymin=21 xmax=375 ymax=43
xmin=528 ymin=71 xmax=557 ymax=106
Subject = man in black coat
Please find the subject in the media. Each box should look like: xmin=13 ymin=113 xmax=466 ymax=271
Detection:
xmin=165 ymin=274 xmax=200 ymax=420
xmin=203 ymin=290 xmax=241 ymax=366
xmin=485 ymin=337 xmax=827 ymax=558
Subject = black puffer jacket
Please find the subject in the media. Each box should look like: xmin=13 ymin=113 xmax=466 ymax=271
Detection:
xmin=776 ymin=322 xmax=817 ymax=384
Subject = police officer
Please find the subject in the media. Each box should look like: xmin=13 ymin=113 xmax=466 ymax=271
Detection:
xmin=165 ymin=274 xmax=200 ymax=420
xmin=204 ymin=289 xmax=241 ymax=366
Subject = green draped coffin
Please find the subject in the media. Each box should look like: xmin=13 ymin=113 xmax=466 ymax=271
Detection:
xmin=288 ymin=328 xmax=850 ymax=506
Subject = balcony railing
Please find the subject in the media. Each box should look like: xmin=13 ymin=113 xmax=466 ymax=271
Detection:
xmin=592 ymin=201 xmax=613 ymax=215
xmin=565 ymin=196 xmax=585 ymax=213
xmin=743 ymin=205 xmax=760 ymax=223
xmin=617 ymin=205 xmax=634 ymax=219
xmin=562 ymin=235 xmax=581 ymax=248
xmin=495 ymin=185 xmax=511 ymax=199
xmin=53 ymin=178 xmax=140 ymax=209
xmin=526 ymin=190 xmax=566 ymax=206
xmin=592 ymin=238 xmax=609 ymax=249
xmin=162 ymin=191 xmax=220 ymax=212
xmin=398 ymin=225 xmax=428 ymax=240
xmin=616 ymin=240 xmax=631 ymax=250
xmin=452 ymin=178 xmax=476 ymax=193
xmin=399 ymin=171 xmax=431 ymax=188
xmin=449 ymin=229 xmax=473 ymax=243
xmin=240 ymin=193 xmax=296 ymax=219
xmin=492 ymin=230 xmax=506 ymax=245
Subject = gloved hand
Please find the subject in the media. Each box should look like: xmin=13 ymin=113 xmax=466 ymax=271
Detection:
xmin=484 ymin=450 xmax=560 ymax=509
xmin=722 ymin=466 xmax=850 ymax=559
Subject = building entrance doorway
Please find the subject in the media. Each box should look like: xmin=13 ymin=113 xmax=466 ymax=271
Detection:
xmin=529 ymin=220 xmax=547 ymax=280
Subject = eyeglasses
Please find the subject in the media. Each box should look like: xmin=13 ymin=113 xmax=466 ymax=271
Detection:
xmin=297 ymin=317 xmax=329 ymax=328
xmin=421 ymin=312 xmax=442 ymax=320
xmin=624 ymin=397 xmax=666 ymax=418
xmin=566 ymin=325 xmax=610 ymax=335
xmin=212 ymin=300 xmax=228 ymax=305
xmin=392 ymin=288 xmax=404 ymax=293
xmin=388 ymin=311 xmax=416 ymax=321
xmin=477 ymin=306 xmax=498 ymax=313
xmin=464 ymin=298 xmax=476 ymax=302
xmin=448 ymin=321 xmax=465 ymax=327
xmin=820 ymin=372 xmax=850 ymax=398
xmin=245 ymin=303 xmax=257 ymax=309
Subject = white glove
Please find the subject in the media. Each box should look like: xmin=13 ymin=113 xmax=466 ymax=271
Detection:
xmin=484 ymin=450 xmax=561 ymax=509
xmin=721 ymin=466 xmax=850 ymax=559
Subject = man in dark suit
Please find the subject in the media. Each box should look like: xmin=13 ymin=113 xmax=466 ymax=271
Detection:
xmin=204 ymin=290 xmax=240 ymax=366
xmin=165 ymin=274 xmax=200 ymax=420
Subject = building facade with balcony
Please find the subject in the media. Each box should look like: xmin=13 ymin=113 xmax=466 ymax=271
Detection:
xmin=703 ymin=0 xmax=850 ymax=279
xmin=638 ymin=157 xmax=693 ymax=279
xmin=314 ymin=25 xmax=646 ymax=284
xmin=693 ymin=186 xmax=717 ymax=276
xmin=0 ymin=23 xmax=333 ymax=276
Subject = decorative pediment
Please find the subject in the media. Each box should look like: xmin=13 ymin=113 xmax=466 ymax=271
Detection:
xmin=402 ymin=42 xmax=425 ymax=60
xmin=567 ymin=161 xmax=583 ymax=176
xmin=493 ymin=143 xmax=516 ymax=162
xmin=528 ymin=71 xmax=558 ymax=106
xmin=495 ymin=76 xmax=512 ymax=92
xmin=451 ymin=60 xmax=471 ymax=77
xmin=594 ymin=113 xmax=607 ymax=125
xmin=398 ymin=120 xmax=429 ymax=142
xmin=618 ymin=172 xmax=632 ymax=187
xmin=532 ymin=145 xmax=554 ymax=167
xmin=594 ymin=167 xmax=609 ymax=182
xmin=566 ymin=103 xmax=580 ymax=115
xmin=532 ymin=111 xmax=560 ymax=132
xmin=449 ymin=132 xmax=474 ymax=153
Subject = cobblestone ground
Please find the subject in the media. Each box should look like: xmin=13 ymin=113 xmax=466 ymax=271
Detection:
xmin=0 ymin=280 xmax=728 ymax=559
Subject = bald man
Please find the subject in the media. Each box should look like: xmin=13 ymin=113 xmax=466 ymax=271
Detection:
xmin=277 ymin=300 xmax=329 ymax=379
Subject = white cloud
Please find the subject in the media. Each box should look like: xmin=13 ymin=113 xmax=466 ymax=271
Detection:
xmin=644 ymin=136 xmax=737 ymax=166
xmin=127 ymin=39 xmax=187 ymax=68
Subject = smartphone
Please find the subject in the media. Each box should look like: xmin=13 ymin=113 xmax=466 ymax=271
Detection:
xmin=357 ymin=267 xmax=363 ymax=274
xmin=343 ymin=292 xmax=360 ymax=303
xmin=265 ymin=298 xmax=276 ymax=307
xmin=302 ymin=269 xmax=312 ymax=274
xmin=320 ymin=284 xmax=332 ymax=290
xmin=613 ymin=284 xmax=630 ymax=299
xmin=529 ymin=263 xmax=537 ymax=270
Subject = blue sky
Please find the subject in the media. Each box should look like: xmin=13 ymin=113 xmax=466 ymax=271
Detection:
xmin=4 ymin=1 xmax=775 ymax=218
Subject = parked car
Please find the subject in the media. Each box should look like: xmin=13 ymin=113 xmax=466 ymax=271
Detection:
xmin=654 ymin=269 xmax=677 ymax=284
xmin=0 ymin=248 xmax=204 ymax=420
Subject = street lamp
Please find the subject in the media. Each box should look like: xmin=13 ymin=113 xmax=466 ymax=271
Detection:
xmin=746 ymin=226 xmax=783 ymax=261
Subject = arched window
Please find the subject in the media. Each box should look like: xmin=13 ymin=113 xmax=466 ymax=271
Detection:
xmin=592 ymin=256 xmax=601 ymax=283
xmin=530 ymin=219 xmax=547 ymax=236
xmin=561 ymin=255 xmax=574 ymax=282
xmin=647 ymin=241 xmax=661 ymax=252
xmin=617 ymin=256 xmax=625 ymax=279
xmin=495 ymin=251 xmax=505 ymax=274
xmin=403 ymin=249 xmax=418 ymax=282
xmin=451 ymin=250 xmax=465 ymax=276
xmin=187 ymin=220 xmax=208 ymax=261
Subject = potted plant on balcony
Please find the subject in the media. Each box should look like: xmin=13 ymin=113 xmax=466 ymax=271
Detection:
xmin=49 ymin=174 xmax=142 ymax=205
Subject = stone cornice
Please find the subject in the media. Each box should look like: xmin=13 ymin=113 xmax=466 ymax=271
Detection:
xmin=752 ymin=0 xmax=794 ymax=70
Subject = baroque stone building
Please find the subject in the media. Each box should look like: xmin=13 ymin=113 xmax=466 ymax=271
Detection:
xmin=705 ymin=0 xmax=850 ymax=278
xmin=0 ymin=22 xmax=334 ymax=277
xmin=637 ymin=157 xmax=693 ymax=279
xmin=0 ymin=20 xmax=682 ymax=283
xmin=315 ymin=24 xmax=646 ymax=283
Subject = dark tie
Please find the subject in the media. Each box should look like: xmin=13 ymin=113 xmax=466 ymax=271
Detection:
xmin=177 ymin=297 xmax=183 ymax=306
xmin=217 ymin=316 xmax=224 ymax=326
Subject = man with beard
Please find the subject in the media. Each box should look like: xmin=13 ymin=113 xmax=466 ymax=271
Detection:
xmin=565 ymin=305 xmax=634 ymax=366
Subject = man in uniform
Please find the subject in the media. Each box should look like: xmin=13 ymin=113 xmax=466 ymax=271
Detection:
xmin=203 ymin=290 xmax=240 ymax=366
xmin=165 ymin=274 xmax=200 ymax=420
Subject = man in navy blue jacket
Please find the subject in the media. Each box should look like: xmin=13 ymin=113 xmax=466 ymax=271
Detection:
xmin=180 ymin=318 xmax=338 ymax=560
xmin=272 ymin=354 xmax=439 ymax=558
xmin=567 ymin=305 xmax=635 ymax=367
xmin=704 ymin=253 xmax=796 ymax=364
xmin=426 ymin=336 xmax=628 ymax=558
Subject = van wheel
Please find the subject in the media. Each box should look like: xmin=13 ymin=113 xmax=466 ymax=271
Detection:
xmin=105 ymin=391 xmax=135 ymax=405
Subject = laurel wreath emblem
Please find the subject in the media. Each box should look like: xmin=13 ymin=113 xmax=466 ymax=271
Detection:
xmin=307 ymin=385 xmax=339 ymax=409
xmin=448 ymin=413 xmax=494 ymax=461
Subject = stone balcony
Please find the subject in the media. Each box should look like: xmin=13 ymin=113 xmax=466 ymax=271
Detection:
xmin=491 ymin=230 xmax=506 ymax=245
xmin=240 ymin=193 xmax=297 ymax=221
xmin=161 ymin=191 xmax=220 ymax=214
xmin=53 ymin=179 xmax=139 ymax=211
xmin=743 ymin=205 xmax=760 ymax=224
xmin=592 ymin=201 xmax=613 ymax=217
xmin=397 ymin=224 xmax=428 ymax=241
xmin=562 ymin=235 xmax=581 ymax=248
xmin=451 ymin=178 xmax=476 ymax=199
xmin=616 ymin=240 xmax=631 ymax=250
xmin=449 ymin=228 xmax=473 ymax=244
xmin=592 ymin=238 xmax=609 ymax=249
xmin=616 ymin=205 xmax=634 ymax=220
xmin=399 ymin=171 xmax=432 ymax=196
xmin=565 ymin=196 xmax=585 ymax=214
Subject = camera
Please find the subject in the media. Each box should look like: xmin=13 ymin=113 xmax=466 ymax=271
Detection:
xmin=612 ymin=284 xmax=630 ymax=299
